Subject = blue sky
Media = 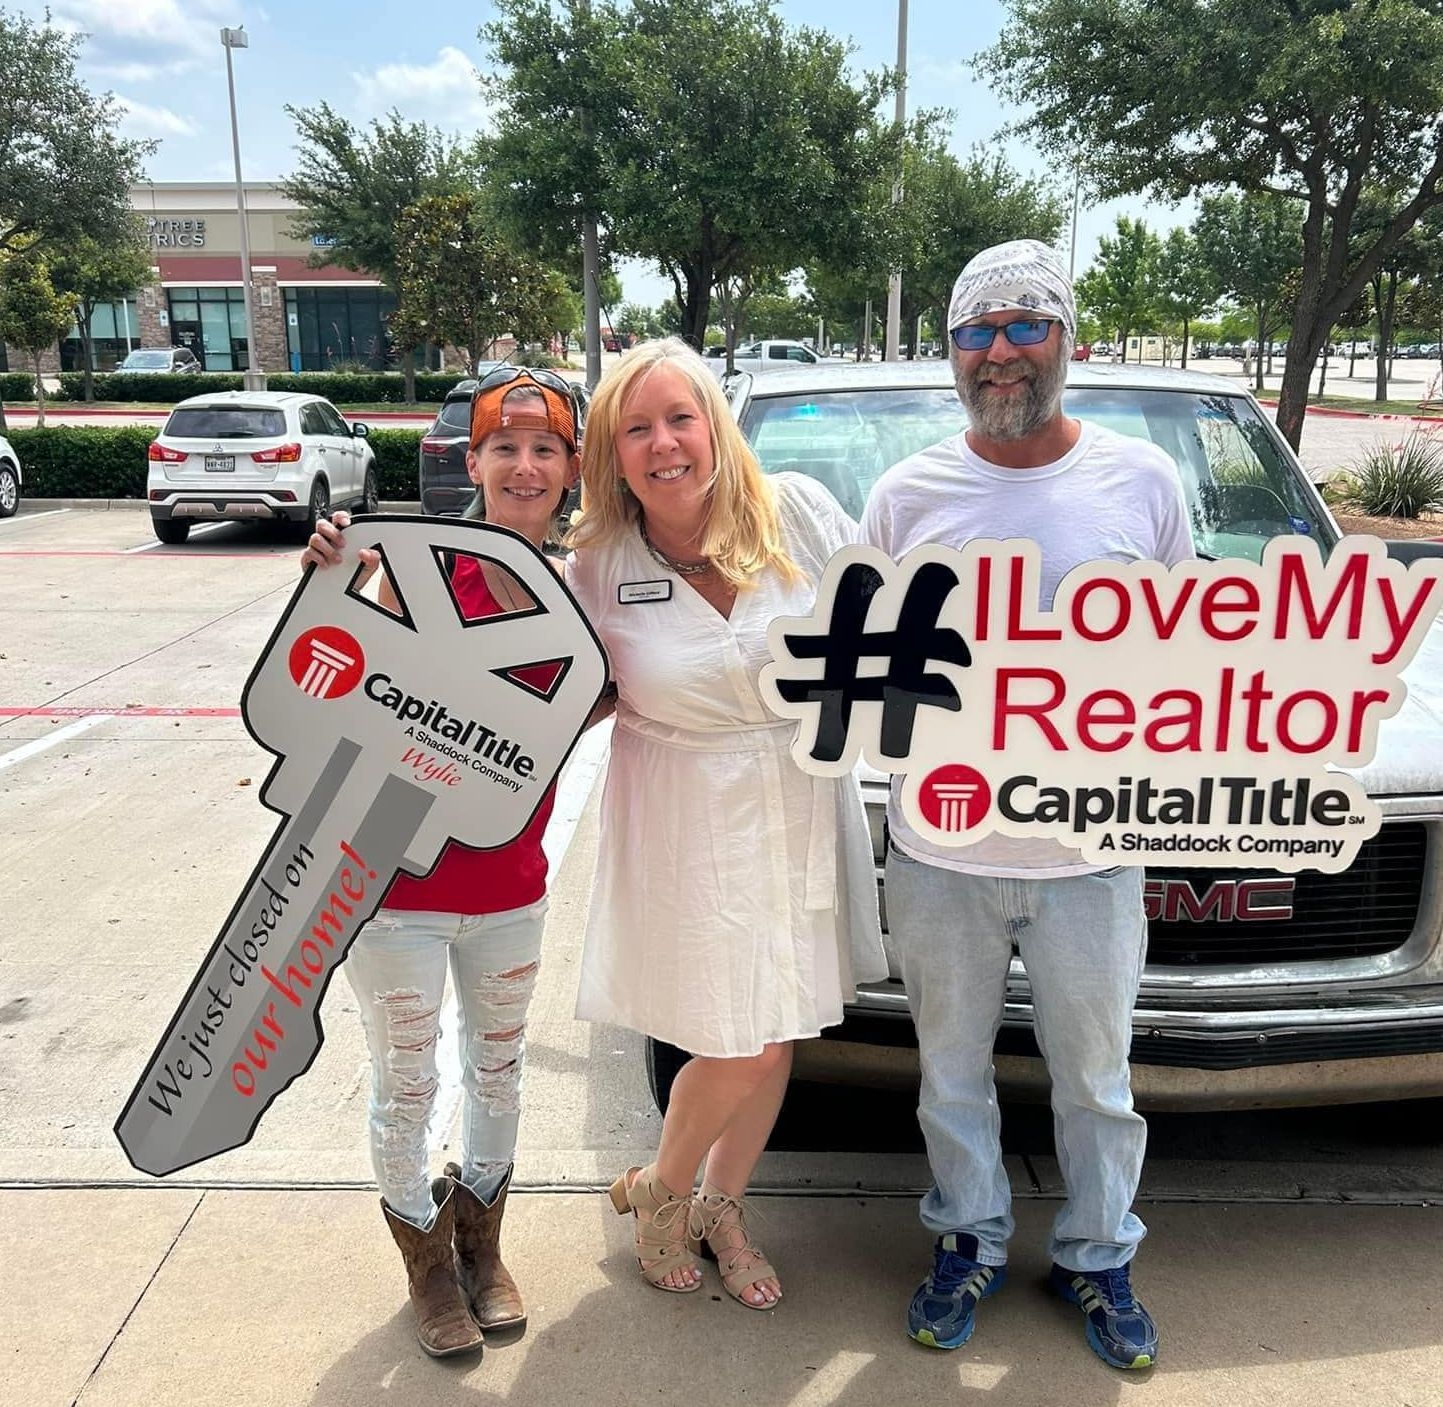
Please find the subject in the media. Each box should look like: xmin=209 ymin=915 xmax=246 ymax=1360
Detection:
xmin=26 ymin=0 xmax=1184 ymax=307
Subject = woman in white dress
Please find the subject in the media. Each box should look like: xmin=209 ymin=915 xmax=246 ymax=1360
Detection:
xmin=566 ymin=338 xmax=885 ymax=1309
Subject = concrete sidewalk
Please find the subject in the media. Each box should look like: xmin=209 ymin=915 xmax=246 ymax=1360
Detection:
xmin=6 ymin=1187 xmax=1439 ymax=1407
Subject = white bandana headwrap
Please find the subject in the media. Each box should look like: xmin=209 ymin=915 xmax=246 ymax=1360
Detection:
xmin=947 ymin=239 xmax=1076 ymax=343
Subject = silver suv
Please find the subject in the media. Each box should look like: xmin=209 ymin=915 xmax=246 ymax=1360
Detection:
xmin=645 ymin=360 xmax=1443 ymax=1114
xmin=146 ymin=391 xmax=379 ymax=544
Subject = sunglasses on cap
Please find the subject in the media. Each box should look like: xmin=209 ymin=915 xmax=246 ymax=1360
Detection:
xmin=950 ymin=319 xmax=1057 ymax=352
xmin=475 ymin=364 xmax=574 ymax=397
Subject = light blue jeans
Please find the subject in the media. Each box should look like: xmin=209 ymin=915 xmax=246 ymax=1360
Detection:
xmin=345 ymin=900 xmax=546 ymax=1228
xmin=885 ymin=849 xmax=1148 ymax=1271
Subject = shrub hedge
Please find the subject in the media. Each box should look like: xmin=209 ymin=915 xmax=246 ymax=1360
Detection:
xmin=1 ymin=372 xmax=37 ymax=401
xmin=53 ymin=370 xmax=472 ymax=405
xmin=5 ymin=425 xmax=423 ymax=501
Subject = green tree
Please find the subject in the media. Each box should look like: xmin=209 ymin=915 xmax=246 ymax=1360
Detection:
xmin=49 ymin=224 xmax=154 ymax=403
xmin=485 ymin=0 xmax=901 ymax=347
xmin=1156 ymin=228 xmax=1217 ymax=369
xmin=282 ymin=104 xmax=481 ymax=395
xmin=614 ymin=302 xmax=654 ymax=339
xmin=1076 ymin=217 xmax=1162 ymax=362
xmin=0 ymin=249 xmax=78 ymax=426
xmin=982 ymin=0 xmax=1443 ymax=449
xmin=1192 ymin=194 xmax=1301 ymax=390
xmin=393 ymin=195 xmax=562 ymax=373
xmin=0 ymin=9 xmax=153 ymax=427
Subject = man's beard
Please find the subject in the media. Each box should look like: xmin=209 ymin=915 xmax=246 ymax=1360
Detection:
xmin=955 ymin=348 xmax=1066 ymax=442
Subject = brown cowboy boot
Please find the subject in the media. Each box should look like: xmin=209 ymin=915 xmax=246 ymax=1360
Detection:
xmin=444 ymin=1162 xmax=527 ymax=1334
xmin=381 ymin=1182 xmax=484 ymax=1358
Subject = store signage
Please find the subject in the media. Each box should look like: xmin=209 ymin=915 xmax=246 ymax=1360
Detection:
xmin=761 ymin=537 xmax=1443 ymax=873
xmin=147 ymin=217 xmax=207 ymax=249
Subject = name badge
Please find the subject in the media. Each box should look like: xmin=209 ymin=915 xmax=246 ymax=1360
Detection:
xmin=619 ymin=580 xmax=673 ymax=604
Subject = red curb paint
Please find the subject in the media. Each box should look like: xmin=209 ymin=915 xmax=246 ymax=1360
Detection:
xmin=1257 ymin=398 xmax=1443 ymax=424
xmin=0 ymin=706 xmax=243 ymax=718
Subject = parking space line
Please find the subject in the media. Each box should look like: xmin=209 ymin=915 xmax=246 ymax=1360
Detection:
xmin=0 ymin=508 xmax=70 ymax=526
xmin=0 ymin=714 xmax=107 ymax=769
xmin=124 ymin=522 xmax=229 ymax=554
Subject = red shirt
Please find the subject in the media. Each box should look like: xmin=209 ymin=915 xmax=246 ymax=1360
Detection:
xmin=382 ymin=555 xmax=557 ymax=915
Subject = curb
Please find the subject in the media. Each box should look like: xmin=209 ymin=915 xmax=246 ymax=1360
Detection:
xmin=1257 ymin=398 xmax=1443 ymax=424
xmin=3 ymin=410 xmax=433 ymax=424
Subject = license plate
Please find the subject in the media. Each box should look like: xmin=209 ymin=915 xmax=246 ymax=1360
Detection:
xmin=204 ymin=455 xmax=235 ymax=473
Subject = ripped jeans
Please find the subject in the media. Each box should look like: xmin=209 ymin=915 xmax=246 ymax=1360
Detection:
xmin=345 ymin=899 xmax=545 ymax=1228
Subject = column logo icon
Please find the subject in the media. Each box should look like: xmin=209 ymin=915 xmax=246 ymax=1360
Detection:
xmin=918 ymin=764 xmax=991 ymax=833
xmin=287 ymin=626 xmax=365 ymax=700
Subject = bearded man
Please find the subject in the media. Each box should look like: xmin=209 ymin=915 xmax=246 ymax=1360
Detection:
xmin=859 ymin=240 xmax=1193 ymax=1370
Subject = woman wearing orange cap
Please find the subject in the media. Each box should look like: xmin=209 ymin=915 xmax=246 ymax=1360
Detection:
xmin=301 ymin=368 xmax=587 ymax=1359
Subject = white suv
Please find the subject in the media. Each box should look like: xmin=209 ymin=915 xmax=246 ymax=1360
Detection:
xmin=146 ymin=391 xmax=379 ymax=544
xmin=0 ymin=435 xmax=22 ymax=518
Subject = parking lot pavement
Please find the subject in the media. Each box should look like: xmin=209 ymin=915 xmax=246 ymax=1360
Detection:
xmin=2 ymin=506 xmax=1441 ymax=1404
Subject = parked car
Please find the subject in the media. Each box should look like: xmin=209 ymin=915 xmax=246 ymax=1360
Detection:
xmin=145 ymin=391 xmax=378 ymax=544
xmin=642 ymin=359 xmax=1443 ymax=1115
xmin=1070 ymin=342 xmax=1092 ymax=361
xmin=0 ymin=435 xmax=21 ymax=518
xmin=118 ymin=346 xmax=204 ymax=374
xmin=713 ymin=340 xmax=824 ymax=378
xmin=418 ymin=375 xmax=591 ymax=517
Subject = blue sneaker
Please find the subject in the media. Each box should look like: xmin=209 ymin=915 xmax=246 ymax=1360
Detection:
xmin=907 ymin=1234 xmax=1007 ymax=1350
xmin=1049 ymin=1263 xmax=1158 ymax=1369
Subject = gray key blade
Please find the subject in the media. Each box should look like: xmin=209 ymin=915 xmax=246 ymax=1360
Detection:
xmin=115 ymin=767 xmax=434 ymax=1177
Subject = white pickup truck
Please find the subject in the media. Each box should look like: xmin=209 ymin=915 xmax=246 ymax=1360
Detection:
xmin=710 ymin=339 xmax=823 ymax=376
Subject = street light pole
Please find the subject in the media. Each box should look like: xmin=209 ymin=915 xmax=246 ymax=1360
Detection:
xmin=221 ymin=27 xmax=265 ymax=391
xmin=883 ymin=0 xmax=908 ymax=362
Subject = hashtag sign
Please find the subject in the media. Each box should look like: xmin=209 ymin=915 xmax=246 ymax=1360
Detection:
xmin=763 ymin=552 xmax=972 ymax=770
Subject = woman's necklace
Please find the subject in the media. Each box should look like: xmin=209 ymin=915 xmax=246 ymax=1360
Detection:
xmin=640 ymin=519 xmax=711 ymax=576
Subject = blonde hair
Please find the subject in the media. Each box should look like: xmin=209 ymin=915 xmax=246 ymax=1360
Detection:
xmin=566 ymin=337 xmax=797 ymax=588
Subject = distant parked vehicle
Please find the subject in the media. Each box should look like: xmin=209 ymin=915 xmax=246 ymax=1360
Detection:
xmin=418 ymin=375 xmax=591 ymax=517
xmin=118 ymin=347 xmax=203 ymax=374
xmin=0 ymin=435 xmax=22 ymax=518
xmin=146 ymin=391 xmax=378 ymax=544
xmin=1070 ymin=342 xmax=1092 ymax=361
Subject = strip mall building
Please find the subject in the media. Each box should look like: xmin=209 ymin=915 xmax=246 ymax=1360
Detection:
xmin=2 ymin=182 xmax=397 ymax=375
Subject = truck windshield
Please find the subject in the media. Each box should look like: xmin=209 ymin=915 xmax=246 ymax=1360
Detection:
xmin=740 ymin=385 xmax=1335 ymax=562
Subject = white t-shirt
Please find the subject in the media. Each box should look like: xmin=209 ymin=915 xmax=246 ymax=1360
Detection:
xmin=860 ymin=419 xmax=1195 ymax=877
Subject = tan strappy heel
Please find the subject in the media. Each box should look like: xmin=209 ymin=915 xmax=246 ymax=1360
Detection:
xmin=607 ymin=1164 xmax=702 ymax=1293
xmin=688 ymin=1183 xmax=780 ymax=1310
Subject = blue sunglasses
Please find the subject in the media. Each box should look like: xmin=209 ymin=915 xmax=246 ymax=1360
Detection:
xmin=951 ymin=319 xmax=1056 ymax=352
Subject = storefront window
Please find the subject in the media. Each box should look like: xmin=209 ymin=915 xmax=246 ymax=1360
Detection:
xmin=166 ymin=287 xmax=250 ymax=371
xmin=60 ymin=297 xmax=143 ymax=372
xmin=284 ymin=286 xmax=404 ymax=371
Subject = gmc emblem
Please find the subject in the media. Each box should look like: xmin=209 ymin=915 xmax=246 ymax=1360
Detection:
xmin=1144 ymin=877 xmax=1296 ymax=923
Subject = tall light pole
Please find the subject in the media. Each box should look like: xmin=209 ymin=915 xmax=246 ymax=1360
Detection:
xmin=883 ymin=0 xmax=908 ymax=362
xmin=221 ymin=26 xmax=265 ymax=391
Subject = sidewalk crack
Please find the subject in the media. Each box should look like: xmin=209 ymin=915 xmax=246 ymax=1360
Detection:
xmin=70 ymin=1190 xmax=206 ymax=1406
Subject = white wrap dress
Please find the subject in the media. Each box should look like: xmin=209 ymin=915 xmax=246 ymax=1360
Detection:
xmin=566 ymin=474 xmax=887 ymax=1057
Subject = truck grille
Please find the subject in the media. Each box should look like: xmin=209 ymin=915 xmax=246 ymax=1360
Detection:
xmin=1147 ymin=822 xmax=1427 ymax=965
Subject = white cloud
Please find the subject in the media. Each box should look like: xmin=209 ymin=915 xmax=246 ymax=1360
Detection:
xmin=43 ymin=0 xmax=237 ymax=77
xmin=351 ymin=46 xmax=492 ymax=131
xmin=114 ymin=96 xmax=200 ymax=139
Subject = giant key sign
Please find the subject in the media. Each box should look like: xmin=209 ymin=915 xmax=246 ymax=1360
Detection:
xmin=116 ymin=517 xmax=608 ymax=1176
xmin=761 ymin=537 xmax=1443 ymax=873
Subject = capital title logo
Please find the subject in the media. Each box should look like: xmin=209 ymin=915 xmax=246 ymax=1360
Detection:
xmin=287 ymin=626 xmax=365 ymax=700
